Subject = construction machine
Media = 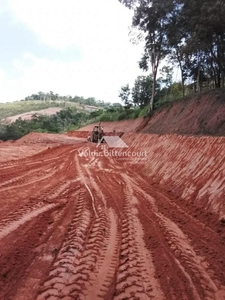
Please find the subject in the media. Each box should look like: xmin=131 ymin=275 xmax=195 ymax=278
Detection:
xmin=87 ymin=122 xmax=104 ymax=143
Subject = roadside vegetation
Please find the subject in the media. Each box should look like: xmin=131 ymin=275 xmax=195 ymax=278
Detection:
xmin=0 ymin=103 xmax=148 ymax=141
xmin=0 ymin=77 xmax=216 ymax=142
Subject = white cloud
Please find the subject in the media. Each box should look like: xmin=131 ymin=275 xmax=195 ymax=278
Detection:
xmin=8 ymin=0 xmax=135 ymax=50
xmin=0 ymin=0 xmax=146 ymax=103
xmin=9 ymin=49 xmax=143 ymax=102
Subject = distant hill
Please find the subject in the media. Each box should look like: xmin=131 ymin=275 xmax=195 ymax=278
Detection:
xmin=0 ymin=101 xmax=62 ymax=121
xmin=0 ymin=99 xmax=103 ymax=123
xmin=1 ymin=107 xmax=62 ymax=124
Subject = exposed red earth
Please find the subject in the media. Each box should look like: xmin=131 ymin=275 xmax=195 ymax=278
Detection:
xmin=0 ymin=96 xmax=225 ymax=300
xmin=2 ymin=108 xmax=62 ymax=124
xmin=141 ymin=89 xmax=225 ymax=136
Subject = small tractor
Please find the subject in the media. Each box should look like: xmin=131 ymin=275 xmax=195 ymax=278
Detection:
xmin=88 ymin=122 xmax=104 ymax=143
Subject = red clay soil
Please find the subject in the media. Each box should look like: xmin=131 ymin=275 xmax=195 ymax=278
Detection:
xmin=142 ymin=89 xmax=225 ymax=136
xmin=2 ymin=108 xmax=62 ymax=124
xmin=75 ymin=117 xmax=144 ymax=133
xmin=0 ymin=128 xmax=225 ymax=300
xmin=67 ymin=118 xmax=144 ymax=140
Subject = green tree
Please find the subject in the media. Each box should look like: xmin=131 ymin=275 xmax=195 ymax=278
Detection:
xmin=132 ymin=75 xmax=156 ymax=108
xmin=158 ymin=66 xmax=173 ymax=88
xmin=119 ymin=0 xmax=175 ymax=111
xmin=119 ymin=0 xmax=225 ymax=97
xmin=118 ymin=84 xmax=132 ymax=107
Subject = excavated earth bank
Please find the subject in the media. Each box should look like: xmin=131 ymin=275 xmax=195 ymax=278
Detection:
xmin=0 ymin=91 xmax=225 ymax=300
xmin=142 ymin=89 xmax=225 ymax=136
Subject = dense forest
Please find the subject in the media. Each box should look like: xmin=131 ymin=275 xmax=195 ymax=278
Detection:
xmin=119 ymin=0 xmax=225 ymax=110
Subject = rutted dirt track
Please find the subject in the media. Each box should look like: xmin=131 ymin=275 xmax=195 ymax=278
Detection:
xmin=0 ymin=132 xmax=225 ymax=300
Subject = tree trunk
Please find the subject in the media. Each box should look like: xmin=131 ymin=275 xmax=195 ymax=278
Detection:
xmin=217 ymin=69 xmax=221 ymax=88
xmin=177 ymin=55 xmax=185 ymax=97
xmin=196 ymin=64 xmax=200 ymax=93
xmin=148 ymin=44 xmax=160 ymax=113
xmin=150 ymin=74 xmax=156 ymax=111
xmin=221 ymin=71 xmax=224 ymax=88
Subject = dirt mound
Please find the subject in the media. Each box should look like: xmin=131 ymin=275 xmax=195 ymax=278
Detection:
xmin=15 ymin=132 xmax=86 ymax=146
xmin=67 ymin=130 xmax=90 ymax=138
xmin=67 ymin=130 xmax=124 ymax=139
xmin=142 ymin=89 xmax=225 ymax=136
xmin=77 ymin=117 xmax=144 ymax=133
xmin=0 ymin=143 xmax=47 ymax=162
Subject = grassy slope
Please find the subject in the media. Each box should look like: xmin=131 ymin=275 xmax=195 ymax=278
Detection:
xmin=0 ymin=100 xmax=87 ymax=121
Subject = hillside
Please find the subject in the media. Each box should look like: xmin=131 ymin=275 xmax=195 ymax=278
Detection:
xmin=140 ymin=89 xmax=225 ymax=136
xmin=0 ymin=101 xmax=63 ymax=121
xmin=0 ymin=99 xmax=102 ymax=123
xmin=2 ymin=107 xmax=63 ymax=124
xmin=69 ymin=89 xmax=225 ymax=137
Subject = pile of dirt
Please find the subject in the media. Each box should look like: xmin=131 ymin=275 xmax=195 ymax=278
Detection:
xmin=67 ymin=130 xmax=90 ymax=138
xmin=67 ymin=130 xmax=124 ymax=139
xmin=76 ymin=118 xmax=144 ymax=133
xmin=15 ymin=132 xmax=86 ymax=146
xmin=0 ymin=144 xmax=47 ymax=162
xmin=142 ymin=89 xmax=225 ymax=136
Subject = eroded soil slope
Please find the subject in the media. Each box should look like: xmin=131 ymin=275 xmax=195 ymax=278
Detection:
xmin=142 ymin=89 xmax=225 ymax=136
xmin=0 ymin=131 xmax=225 ymax=300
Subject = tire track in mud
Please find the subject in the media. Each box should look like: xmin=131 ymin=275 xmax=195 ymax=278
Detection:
xmin=0 ymin=144 xmax=77 ymax=168
xmin=36 ymin=186 xmax=117 ymax=300
xmin=0 ymin=202 xmax=62 ymax=240
xmin=136 ymin=176 xmax=225 ymax=285
xmin=36 ymin=152 xmax=122 ymax=300
xmin=0 ymin=148 xmax=79 ymax=211
xmin=0 ymin=153 xmax=69 ymax=190
xmin=0 ymin=167 xmax=59 ymax=193
xmin=131 ymin=182 xmax=225 ymax=300
xmin=11 ymin=192 xmax=78 ymax=300
xmin=127 ymin=181 xmax=200 ymax=299
xmin=36 ymin=188 xmax=92 ymax=300
xmin=157 ymin=213 xmax=225 ymax=299
xmin=0 ymin=165 xmax=49 ymax=189
xmin=0 ymin=199 xmax=71 ymax=300
xmin=1 ymin=143 xmax=225 ymax=300
xmin=75 ymin=155 xmax=165 ymax=299
xmin=83 ymin=208 xmax=120 ymax=300
xmin=113 ymin=184 xmax=165 ymax=300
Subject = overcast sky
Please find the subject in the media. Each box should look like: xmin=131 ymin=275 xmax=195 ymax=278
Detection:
xmin=0 ymin=0 xmax=150 ymax=103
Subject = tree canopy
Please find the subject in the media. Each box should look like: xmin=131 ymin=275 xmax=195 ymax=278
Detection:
xmin=119 ymin=0 xmax=225 ymax=109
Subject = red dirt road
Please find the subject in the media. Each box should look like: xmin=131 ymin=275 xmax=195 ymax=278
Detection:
xmin=0 ymin=132 xmax=225 ymax=300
